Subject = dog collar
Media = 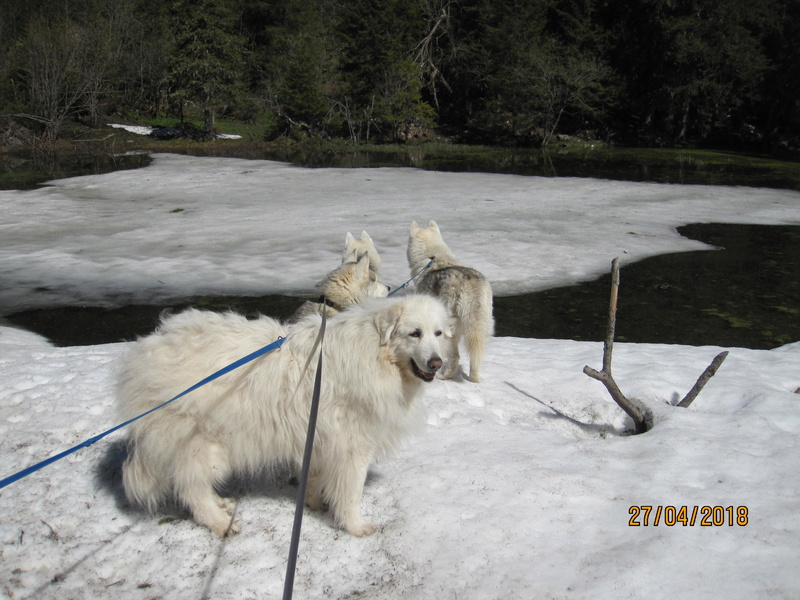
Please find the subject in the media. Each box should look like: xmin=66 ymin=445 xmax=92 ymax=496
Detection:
xmin=316 ymin=295 xmax=342 ymax=311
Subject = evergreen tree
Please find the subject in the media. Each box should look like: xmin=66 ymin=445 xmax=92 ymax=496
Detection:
xmin=475 ymin=0 xmax=552 ymax=138
xmin=335 ymin=0 xmax=433 ymax=141
xmin=166 ymin=0 xmax=245 ymax=135
xmin=545 ymin=0 xmax=606 ymax=52
xmin=446 ymin=0 xmax=611 ymax=144
xmin=758 ymin=0 xmax=800 ymax=149
xmin=603 ymin=0 xmax=769 ymax=145
xmin=265 ymin=0 xmax=336 ymax=135
xmin=376 ymin=56 xmax=436 ymax=141
xmin=112 ymin=0 xmax=172 ymax=117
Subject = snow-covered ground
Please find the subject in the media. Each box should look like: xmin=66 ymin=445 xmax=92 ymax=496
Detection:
xmin=1 ymin=154 xmax=799 ymax=599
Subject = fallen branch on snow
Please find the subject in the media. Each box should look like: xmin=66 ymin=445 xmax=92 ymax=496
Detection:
xmin=583 ymin=257 xmax=729 ymax=433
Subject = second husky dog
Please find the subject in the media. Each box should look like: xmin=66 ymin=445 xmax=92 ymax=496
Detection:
xmin=289 ymin=253 xmax=389 ymax=323
xmin=407 ymin=220 xmax=494 ymax=382
xmin=290 ymin=230 xmax=389 ymax=323
xmin=342 ymin=230 xmax=382 ymax=272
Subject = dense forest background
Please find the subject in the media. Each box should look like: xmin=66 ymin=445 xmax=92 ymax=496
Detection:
xmin=1 ymin=0 xmax=798 ymax=150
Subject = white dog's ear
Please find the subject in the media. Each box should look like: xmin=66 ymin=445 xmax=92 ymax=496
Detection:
xmin=409 ymin=220 xmax=420 ymax=235
xmin=427 ymin=219 xmax=439 ymax=231
xmin=360 ymin=230 xmax=373 ymax=243
xmin=375 ymin=303 xmax=404 ymax=345
xmin=345 ymin=231 xmax=356 ymax=245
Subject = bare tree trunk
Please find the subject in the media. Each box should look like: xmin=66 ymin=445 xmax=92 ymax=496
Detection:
xmin=542 ymin=107 xmax=565 ymax=148
xmin=20 ymin=18 xmax=92 ymax=143
xmin=414 ymin=0 xmax=452 ymax=109
xmin=204 ymin=106 xmax=215 ymax=137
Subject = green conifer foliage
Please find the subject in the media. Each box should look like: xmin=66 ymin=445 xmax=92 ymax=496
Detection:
xmin=166 ymin=0 xmax=245 ymax=135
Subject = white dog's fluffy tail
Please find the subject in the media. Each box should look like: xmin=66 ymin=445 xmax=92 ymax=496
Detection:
xmin=121 ymin=441 xmax=167 ymax=513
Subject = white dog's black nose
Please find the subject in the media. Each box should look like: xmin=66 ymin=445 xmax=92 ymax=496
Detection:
xmin=428 ymin=356 xmax=443 ymax=372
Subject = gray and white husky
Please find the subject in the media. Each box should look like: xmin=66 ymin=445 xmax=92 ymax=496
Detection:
xmin=407 ymin=220 xmax=494 ymax=382
xmin=289 ymin=231 xmax=389 ymax=323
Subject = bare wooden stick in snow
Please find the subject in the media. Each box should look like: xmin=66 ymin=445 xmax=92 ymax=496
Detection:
xmin=584 ymin=258 xmax=730 ymax=433
xmin=677 ymin=351 xmax=729 ymax=408
xmin=583 ymin=258 xmax=653 ymax=434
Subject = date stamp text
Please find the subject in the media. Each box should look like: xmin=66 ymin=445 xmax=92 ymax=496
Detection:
xmin=628 ymin=505 xmax=748 ymax=526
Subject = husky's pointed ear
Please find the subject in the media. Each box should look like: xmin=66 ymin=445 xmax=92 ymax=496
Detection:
xmin=375 ymin=302 xmax=404 ymax=345
xmin=354 ymin=253 xmax=370 ymax=279
xmin=342 ymin=232 xmax=357 ymax=263
xmin=428 ymin=219 xmax=439 ymax=231
xmin=409 ymin=220 xmax=420 ymax=235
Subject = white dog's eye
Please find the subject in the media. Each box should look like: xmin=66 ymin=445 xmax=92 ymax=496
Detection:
xmin=409 ymin=329 xmax=421 ymax=338
xmin=434 ymin=330 xmax=443 ymax=337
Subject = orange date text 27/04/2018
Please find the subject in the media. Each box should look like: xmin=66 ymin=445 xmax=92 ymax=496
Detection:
xmin=628 ymin=505 xmax=748 ymax=527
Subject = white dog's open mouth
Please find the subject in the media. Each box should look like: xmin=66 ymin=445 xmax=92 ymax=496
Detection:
xmin=411 ymin=359 xmax=437 ymax=382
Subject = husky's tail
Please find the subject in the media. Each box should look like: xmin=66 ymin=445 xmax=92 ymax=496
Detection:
xmin=458 ymin=280 xmax=494 ymax=382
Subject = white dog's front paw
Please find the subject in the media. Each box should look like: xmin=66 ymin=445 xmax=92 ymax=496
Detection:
xmin=206 ymin=514 xmax=240 ymax=537
xmin=195 ymin=497 xmax=240 ymax=537
xmin=305 ymin=494 xmax=328 ymax=511
xmin=218 ymin=497 xmax=237 ymax=515
xmin=345 ymin=519 xmax=377 ymax=537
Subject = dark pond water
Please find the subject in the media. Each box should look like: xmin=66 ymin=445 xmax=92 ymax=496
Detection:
xmin=6 ymin=223 xmax=800 ymax=349
xmin=254 ymin=145 xmax=800 ymax=191
xmin=5 ymin=294 xmax=302 ymax=348
xmin=0 ymin=151 xmax=151 ymax=190
xmin=494 ymin=223 xmax=800 ymax=349
xmin=3 ymin=143 xmax=798 ymax=191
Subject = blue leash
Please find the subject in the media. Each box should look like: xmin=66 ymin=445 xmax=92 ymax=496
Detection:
xmin=388 ymin=259 xmax=433 ymax=296
xmin=0 ymin=336 xmax=286 ymax=491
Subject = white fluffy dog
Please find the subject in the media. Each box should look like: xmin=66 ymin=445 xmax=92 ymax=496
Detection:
xmin=116 ymin=294 xmax=450 ymax=537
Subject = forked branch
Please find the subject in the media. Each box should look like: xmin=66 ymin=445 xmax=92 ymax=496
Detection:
xmin=583 ymin=258 xmax=653 ymax=434
xmin=584 ymin=257 xmax=729 ymax=434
